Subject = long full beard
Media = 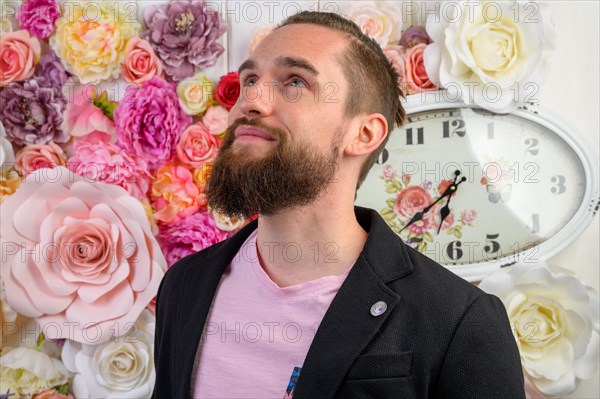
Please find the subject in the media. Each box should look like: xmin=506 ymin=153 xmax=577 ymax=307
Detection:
xmin=205 ymin=117 xmax=341 ymax=219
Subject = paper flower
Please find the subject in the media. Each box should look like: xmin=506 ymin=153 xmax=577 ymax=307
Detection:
xmin=400 ymin=26 xmax=432 ymax=48
xmin=121 ymin=37 xmax=164 ymax=87
xmin=150 ymin=162 xmax=201 ymax=225
xmin=49 ymin=0 xmax=140 ymax=84
xmin=177 ymin=72 xmax=216 ymax=115
xmin=61 ymin=310 xmax=155 ymax=399
xmin=34 ymin=50 xmax=70 ymax=88
xmin=61 ymin=84 xmax=115 ymax=138
xmin=0 ymin=29 xmax=41 ymax=86
xmin=176 ymin=122 xmax=221 ymax=168
xmin=405 ymin=43 xmax=438 ymax=94
xmin=157 ymin=211 xmax=230 ymax=267
xmin=0 ymin=121 xmax=15 ymax=172
xmin=214 ymin=72 xmax=240 ymax=110
xmin=68 ymin=131 xmax=151 ymax=200
xmin=424 ymin=0 xmax=555 ymax=113
xmin=383 ymin=45 xmax=407 ymax=94
xmin=141 ymin=0 xmax=226 ymax=82
xmin=0 ymin=346 xmax=71 ymax=396
xmin=114 ymin=76 xmax=192 ymax=170
xmin=344 ymin=1 xmax=406 ymax=47
xmin=0 ymin=167 xmax=167 ymax=344
xmin=202 ymin=105 xmax=229 ymax=136
xmin=16 ymin=0 xmax=61 ymax=40
xmin=479 ymin=262 xmax=599 ymax=396
xmin=0 ymin=169 xmax=21 ymax=203
xmin=14 ymin=141 xmax=67 ymax=177
xmin=0 ymin=76 xmax=68 ymax=145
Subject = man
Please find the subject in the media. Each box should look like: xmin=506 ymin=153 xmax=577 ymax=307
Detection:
xmin=152 ymin=11 xmax=525 ymax=399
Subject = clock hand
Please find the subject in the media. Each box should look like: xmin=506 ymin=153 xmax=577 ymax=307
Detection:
xmin=399 ymin=170 xmax=463 ymax=233
xmin=437 ymin=173 xmax=467 ymax=234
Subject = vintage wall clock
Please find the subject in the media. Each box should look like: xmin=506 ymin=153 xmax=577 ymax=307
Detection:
xmin=355 ymin=94 xmax=600 ymax=282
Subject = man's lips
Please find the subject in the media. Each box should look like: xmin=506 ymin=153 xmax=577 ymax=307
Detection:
xmin=235 ymin=126 xmax=277 ymax=141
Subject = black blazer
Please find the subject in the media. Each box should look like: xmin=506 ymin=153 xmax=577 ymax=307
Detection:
xmin=152 ymin=206 xmax=525 ymax=398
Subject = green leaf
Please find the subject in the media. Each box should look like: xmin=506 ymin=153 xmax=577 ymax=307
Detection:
xmin=386 ymin=198 xmax=396 ymax=209
xmin=58 ymin=384 xmax=69 ymax=395
xmin=424 ymin=232 xmax=433 ymax=242
xmin=417 ymin=241 xmax=427 ymax=253
xmin=92 ymin=90 xmax=118 ymax=120
xmin=386 ymin=185 xmax=399 ymax=194
xmin=453 ymin=229 xmax=462 ymax=238
xmin=36 ymin=332 xmax=45 ymax=348
xmin=380 ymin=209 xmax=396 ymax=222
xmin=393 ymin=179 xmax=404 ymax=190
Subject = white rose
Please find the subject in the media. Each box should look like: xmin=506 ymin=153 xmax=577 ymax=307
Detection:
xmin=62 ymin=310 xmax=156 ymax=398
xmin=177 ymin=72 xmax=216 ymax=116
xmin=344 ymin=1 xmax=406 ymax=47
xmin=424 ymin=0 xmax=555 ymax=113
xmin=0 ymin=121 xmax=15 ymax=172
xmin=479 ymin=262 xmax=599 ymax=396
xmin=0 ymin=346 xmax=71 ymax=396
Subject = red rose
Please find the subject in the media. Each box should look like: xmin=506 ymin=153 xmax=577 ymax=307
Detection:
xmin=215 ymin=72 xmax=240 ymax=110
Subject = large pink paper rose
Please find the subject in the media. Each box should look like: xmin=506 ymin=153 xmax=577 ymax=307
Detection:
xmin=394 ymin=185 xmax=432 ymax=221
xmin=383 ymin=45 xmax=407 ymax=95
xmin=202 ymin=105 xmax=229 ymax=136
xmin=0 ymin=30 xmax=41 ymax=86
xmin=0 ymin=167 xmax=166 ymax=344
xmin=14 ymin=141 xmax=67 ymax=177
xmin=176 ymin=122 xmax=221 ymax=168
xmin=121 ymin=36 xmax=163 ymax=87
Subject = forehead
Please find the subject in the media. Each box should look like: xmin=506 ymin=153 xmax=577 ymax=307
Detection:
xmin=249 ymin=23 xmax=349 ymax=73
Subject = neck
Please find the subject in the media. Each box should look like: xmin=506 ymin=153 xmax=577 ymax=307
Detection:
xmin=255 ymin=196 xmax=368 ymax=288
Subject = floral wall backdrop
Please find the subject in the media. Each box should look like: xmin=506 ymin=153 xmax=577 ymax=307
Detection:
xmin=0 ymin=1 xmax=598 ymax=398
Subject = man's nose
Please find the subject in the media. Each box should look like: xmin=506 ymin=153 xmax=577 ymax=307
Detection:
xmin=238 ymin=81 xmax=276 ymax=117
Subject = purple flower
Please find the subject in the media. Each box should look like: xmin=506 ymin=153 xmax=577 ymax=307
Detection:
xmin=0 ymin=77 xmax=68 ymax=146
xmin=114 ymin=76 xmax=192 ymax=170
xmin=16 ymin=0 xmax=61 ymax=40
xmin=141 ymin=0 xmax=227 ymax=82
xmin=34 ymin=50 xmax=69 ymax=88
xmin=158 ymin=211 xmax=230 ymax=267
xmin=400 ymin=26 xmax=432 ymax=48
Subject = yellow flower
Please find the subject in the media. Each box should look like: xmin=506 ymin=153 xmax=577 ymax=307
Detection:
xmin=49 ymin=0 xmax=140 ymax=83
xmin=0 ymin=169 xmax=21 ymax=203
xmin=177 ymin=72 xmax=216 ymax=115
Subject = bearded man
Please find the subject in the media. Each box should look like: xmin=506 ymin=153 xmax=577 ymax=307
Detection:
xmin=152 ymin=10 xmax=525 ymax=399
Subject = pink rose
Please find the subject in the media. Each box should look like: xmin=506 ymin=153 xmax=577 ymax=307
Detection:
xmin=14 ymin=141 xmax=67 ymax=176
xmin=176 ymin=122 xmax=221 ymax=168
xmin=0 ymin=167 xmax=166 ymax=344
xmin=68 ymin=131 xmax=151 ymax=200
xmin=405 ymin=43 xmax=438 ymax=95
xmin=382 ymin=164 xmax=397 ymax=180
xmin=121 ymin=37 xmax=163 ymax=87
xmin=151 ymin=162 xmax=200 ymax=224
xmin=62 ymin=84 xmax=115 ymax=138
xmin=31 ymin=388 xmax=74 ymax=399
xmin=437 ymin=178 xmax=458 ymax=197
xmin=0 ymin=30 xmax=41 ymax=86
xmin=408 ymin=218 xmax=432 ymax=235
xmin=425 ymin=202 xmax=455 ymax=231
xmin=461 ymin=210 xmax=477 ymax=224
xmin=394 ymin=185 xmax=432 ymax=221
xmin=202 ymin=105 xmax=229 ymax=136
xmin=383 ymin=45 xmax=407 ymax=95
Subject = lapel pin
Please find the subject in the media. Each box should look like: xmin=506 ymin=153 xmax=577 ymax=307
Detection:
xmin=370 ymin=301 xmax=387 ymax=317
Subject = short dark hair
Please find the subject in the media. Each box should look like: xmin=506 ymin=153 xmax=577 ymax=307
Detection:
xmin=276 ymin=11 xmax=406 ymax=191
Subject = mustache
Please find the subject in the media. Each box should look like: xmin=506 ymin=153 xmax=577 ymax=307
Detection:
xmin=226 ymin=117 xmax=287 ymax=141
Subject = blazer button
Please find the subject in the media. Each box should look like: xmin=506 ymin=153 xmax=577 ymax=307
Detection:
xmin=370 ymin=301 xmax=387 ymax=316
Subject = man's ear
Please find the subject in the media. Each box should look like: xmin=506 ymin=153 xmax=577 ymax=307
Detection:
xmin=343 ymin=113 xmax=388 ymax=157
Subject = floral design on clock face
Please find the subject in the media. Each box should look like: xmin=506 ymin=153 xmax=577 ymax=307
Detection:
xmin=379 ymin=166 xmax=477 ymax=254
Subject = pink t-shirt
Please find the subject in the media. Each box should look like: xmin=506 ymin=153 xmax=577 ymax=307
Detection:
xmin=192 ymin=229 xmax=353 ymax=398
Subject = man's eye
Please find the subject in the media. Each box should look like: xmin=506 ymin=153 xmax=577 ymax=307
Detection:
xmin=289 ymin=76 xmax=306 ymax=88
xmin=243 ymin=76 xmax=257 ymax=87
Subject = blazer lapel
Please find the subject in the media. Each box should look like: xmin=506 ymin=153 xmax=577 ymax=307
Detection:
xmin=293 ymin=206 xmax=415 ymax=399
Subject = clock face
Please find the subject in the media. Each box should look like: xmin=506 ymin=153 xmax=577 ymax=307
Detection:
xmin=355 ymin=104 xmax=592 ymax=279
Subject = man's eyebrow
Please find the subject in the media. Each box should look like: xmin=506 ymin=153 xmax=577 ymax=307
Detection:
xmin=237 ymin=57 xmax=320 ymax=77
